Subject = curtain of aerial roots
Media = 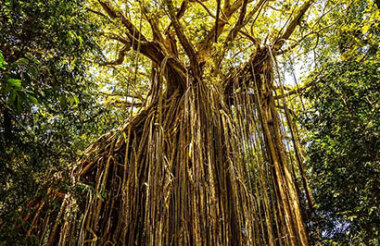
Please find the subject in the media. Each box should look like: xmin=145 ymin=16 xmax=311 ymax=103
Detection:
xmin=37 ymin=55 xmax=311 ymax=246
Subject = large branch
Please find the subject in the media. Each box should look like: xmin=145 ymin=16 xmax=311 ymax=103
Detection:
xmin=274 ymin=0 xmax=316 ymax=50
xmin=215 ymin=0 xmax=221 ymax=42
xmin=166 ymin=0 xmax=200 ymax=78
xmin=164 ymin=0 xmax=190 ymax=33
xmin=274 ymin=83 xmax=312 ymax=100
xmin=213 ymin=0 xmax=250 ymax=69
xmin=223 ymin=0 xmax=267 ymax=47
xmin=224 ymin=0 xmax=249 ymax=46
xmin=213 ymin=0 xmax=266 ymax=72
xmin=105 ymin=100 xmax=143 ymax=108
xmin=243 ymin=0 xmax=267 ymax=27
xmin=176 ymin=0 xmax=189 ymax=20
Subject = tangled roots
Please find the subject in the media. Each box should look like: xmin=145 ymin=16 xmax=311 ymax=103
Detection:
xmin=29 ymin=59 xmax=312 ymax=245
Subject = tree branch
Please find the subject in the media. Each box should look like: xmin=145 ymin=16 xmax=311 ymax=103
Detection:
xmin=166 ymin=0 xmax=200 ymax=78
xmin=213 ymin=0 xmax=250 ymax=69
xmin=215 ymin=0 xmax=221 ymax=42
xmin=243 ymin=0 xmax=267 ymax=27
xmin=274 ymin=0 xmax=316 ymax=50
xmin=105 ymin=100 xmax=143 ymax=108
xmin=100 ymin=32 xmax=130 ymax=44
xmin=198 ymin=0 xmax=246 ymax=54
xmin=87 ymin=7 xmax=108 ymax=19
xmin=274 ymin=83 xmax=312 ymax=100
xmin=194 ymin=0 xmax=215 ymax=19
xmin=224 ymin=0 xmax=249 ymax=46
xmin=165 ymin=0 xmax=190 ymax=33
xmin=101 ymin=45 xmax=131 ymax=66
xmin=100 ymin=91 xmax=145 ymax=101
xmin=98 ymin=0 xmax=147 ymax=42
xmin=275 ymin=24 xmax=333 ymax=55
xmin=97 ymin=0 xmax=187 ymax=88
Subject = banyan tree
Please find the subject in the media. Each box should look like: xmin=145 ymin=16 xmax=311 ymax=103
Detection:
xmin=24 ymin=0 xmax=320 ymax=245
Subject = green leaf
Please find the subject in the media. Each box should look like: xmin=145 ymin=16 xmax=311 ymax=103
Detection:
xmin=29 ymin=65 xmax=39 ymax=77
xmin=25 ymin=53 xmax=34 ymax=60
xmin=15 ymin=58 xmax=29 ymax=66
xmin=73 ymin=95 xmax=79 ymax=104
xmin=362 ymin=24 xmax=371 ymax=34
xmin=6 ymin=78 xmax=22 ymax=88
xmin=28 ymin=95 xmax=39 ymax=105
xmin=8 ymin=90 xmax=16 ymax=104
xmin=0 ymin=51 xmax=5 ymax=69
xmin=60 ymin=95 xmax=67 ymax=108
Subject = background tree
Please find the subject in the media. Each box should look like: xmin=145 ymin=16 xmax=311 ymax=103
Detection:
xmin=0 ymin=1 xmax=126 ymax=244
xmin=302 ymin=60 xmax=379 ymax=245
xmin=298 ymin=0 xmax=380 ymax=244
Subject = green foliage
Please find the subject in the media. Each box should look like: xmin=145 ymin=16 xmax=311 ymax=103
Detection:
xmin=295 ymin=2 xmax=380 ymax=244
xmin=0 ymin=1 xmax=125 ymax=244
xmin=302 ymin=59 xmax=380 ymax=245
xmin=308 ymin=0 xmax=380 ymax=62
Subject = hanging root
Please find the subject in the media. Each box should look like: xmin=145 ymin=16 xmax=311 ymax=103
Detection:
xmin=21 ymin=50 xmax=312 ymax=246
